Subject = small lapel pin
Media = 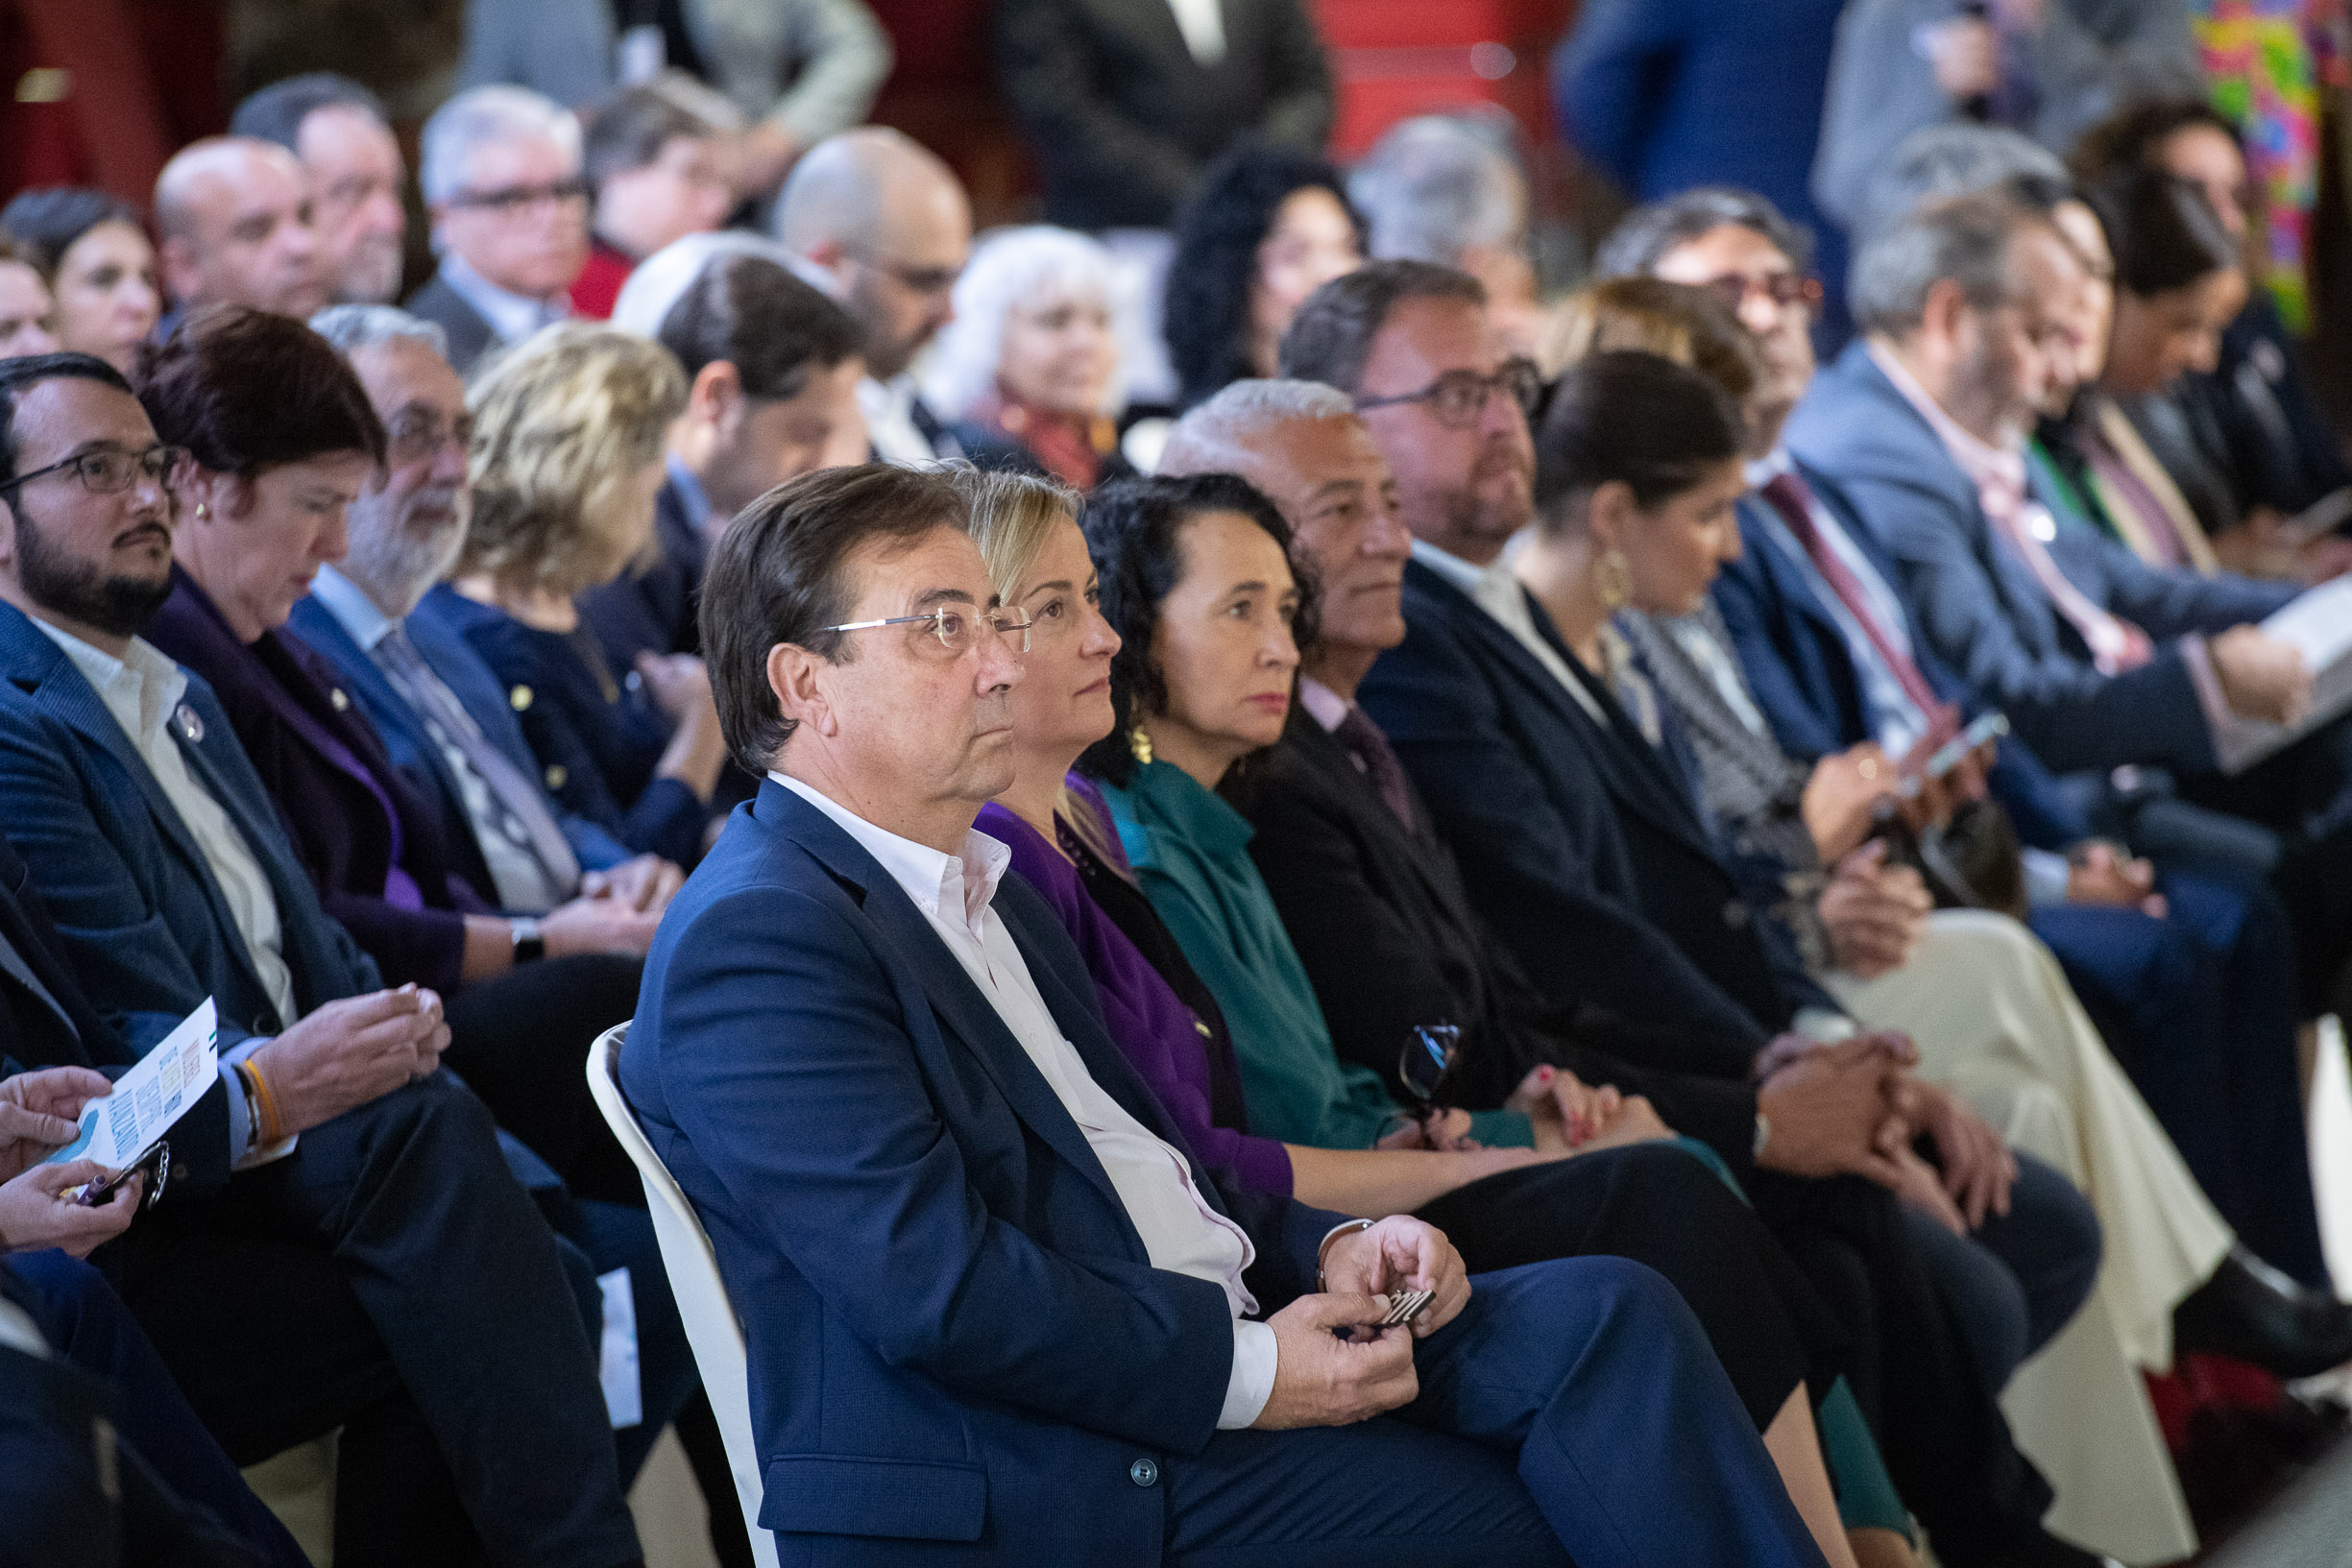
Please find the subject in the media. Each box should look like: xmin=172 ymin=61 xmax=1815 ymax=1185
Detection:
xmin=174 ymin=703 xmax=204 ymax=743
xmin=329 ymin=687 xmax=350 ymax=712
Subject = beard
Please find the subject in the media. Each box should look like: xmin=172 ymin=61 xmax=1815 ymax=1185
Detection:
xmin=337 ymin=234 xmax=406 ymax=306
xmin=14 ymin=504 xmax=174 ymax=638
xmin=342 ymin=489 xmax=469 ymax=615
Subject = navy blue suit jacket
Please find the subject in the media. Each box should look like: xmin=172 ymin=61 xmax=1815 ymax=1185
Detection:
xmin=287 ymin=590 xmax=633 ymax=904
xmin=622 ymin=781 xmax=1343 ymax=1562
xmin=1358 ymin=561 xmax=1833 ymax=1066
xmin=1786 ymin=343 xmax=2291 ymax=775
xmin=0 ymin=600 xmax=380 ymax=1058
xmin=1712 ymin=465 xmax=2087 ymax=853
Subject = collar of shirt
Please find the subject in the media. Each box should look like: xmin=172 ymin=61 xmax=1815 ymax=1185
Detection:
xmin=34 ymin=620 xmax=188 ymax=744
xmin=769 ymin=771 xmax=1008 ymax=932
xmin=1164 ymin=0 xmax=1226 ymax=64
xmin=1746 ymin=447 xmax=1797 ymax=488
xmin=665 ymin=452 xmax=713 ymax=534
xmin=1296 ymin=675 xmax=1348 ymax=734
xmin=308 ymin=565 xmax=396 ymax=654
xmin=1412 ymin=539 xmax=1610 ymax=725
xmin=440 ymin=253 xmax=570 ymax=346
xmin=1120 ymin=758 xmax=1255 ymax=860
xmin=1865 ymin=340 xmax=2028 ymax=518
xmin=860 ymin=374 xmax=940 ymax=466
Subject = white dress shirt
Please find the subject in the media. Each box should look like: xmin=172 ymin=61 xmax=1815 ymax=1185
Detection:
xmin=1412 ymin=539 xmax=1611 ymax=725
xmin=1164 ymin=0 xmax=1226 ymax=65
xmin=859 ymin=374 xmax=942 ymax=468
xmin=36 ymin=620 xmax=297 ymax=1163
xmin=772 ymin=772 xmax=1278 ymax=1427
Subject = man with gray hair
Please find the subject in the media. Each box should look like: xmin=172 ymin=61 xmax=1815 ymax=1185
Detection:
xmin=290 ymin=303 xmax=683 ymax=924
xmin=1346 ymin=116 xmax=1546 ymax=361
xmin=405 ymin=85 xmax=591 ymax=374
xmin=231 ymin=72 xmax=409 ymax=305
xmin=153 ymin=137 xmax=328 ymax=324
xmin=776 ymin=127 xmax=973 ymax=465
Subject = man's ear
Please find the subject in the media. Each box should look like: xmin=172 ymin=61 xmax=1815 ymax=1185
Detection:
xmin=1918 ymin=277 xmax=1974 ymax=356
xmin=767 ymin=641 xmax=839 ymax=740
xmin=691 ymin=360 xmax=745 ymax=431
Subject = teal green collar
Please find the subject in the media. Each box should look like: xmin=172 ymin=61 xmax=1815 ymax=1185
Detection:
xmin=1104 ymin=760 xmax=1255 ymax=865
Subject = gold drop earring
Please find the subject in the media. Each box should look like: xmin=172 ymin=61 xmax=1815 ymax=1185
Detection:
xmin=1593 ymin=547 xmax=1632 ymax=612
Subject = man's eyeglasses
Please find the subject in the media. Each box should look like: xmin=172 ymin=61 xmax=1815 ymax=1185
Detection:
xmin=1697 ymin=272 xmax=1823 ymax=318
xmin=1353 ymin=359 xmax=1540 ymax=429
xmin=447 ymin=179 xmax=591 ymax=216
xmin=0 ymin=444 xmax=185 ymax=496
xmin=819 ymin=605 xmax=1034 ymax=655
xmin=848 ymin=248 xmax=961 ymax=298
xmin=385 ymin=412 xmax=473 ymax=467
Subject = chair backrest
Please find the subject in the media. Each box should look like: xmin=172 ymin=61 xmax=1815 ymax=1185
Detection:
xmin=585 ymin=1023 xmax=777 ymax=1568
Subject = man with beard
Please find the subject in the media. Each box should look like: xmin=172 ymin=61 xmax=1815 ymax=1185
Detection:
xmin=231 ymin=74 xmax=410 ymax=308
xmin=0 ymin=349 xmax=650 ymax=1568
xmin=775 ymin=128 xmax=973 ymax=465
xmin=290 ymin=304 xmax=682 ymax=923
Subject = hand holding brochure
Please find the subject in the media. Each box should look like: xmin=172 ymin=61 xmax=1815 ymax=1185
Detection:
xmin=2212 ymin=576 xmax=2352 ymax=775
xmin=40 ymin=999 xmax=218 ymax=1172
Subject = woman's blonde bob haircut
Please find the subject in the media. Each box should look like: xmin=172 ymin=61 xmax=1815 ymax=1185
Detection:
xmin=461 ymin=323 xmax=688 ymax=598
xmin=952 ymin=464 xmax=1084 ymax=605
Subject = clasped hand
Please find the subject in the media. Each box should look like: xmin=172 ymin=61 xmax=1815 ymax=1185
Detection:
xmin=1249 ymin=1217 xmax=1469 ymax=1431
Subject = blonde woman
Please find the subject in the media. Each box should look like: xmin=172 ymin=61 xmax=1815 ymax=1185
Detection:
xmin=418 ymin=323 xmax=726 ymax=865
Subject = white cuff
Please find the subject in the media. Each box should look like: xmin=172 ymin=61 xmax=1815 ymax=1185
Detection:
xmin=1218 ymin=1318 xmax=1278 ymax=1430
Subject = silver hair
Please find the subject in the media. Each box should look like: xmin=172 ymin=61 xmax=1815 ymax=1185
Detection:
xmin=309 ymin=304 xmax=449 ymax=361
xmin=918 ymin=226 xmax=1129 ymax=422
xmin=1857 ymin=125 xmax=2067 ymax=243
xmin=1347 ymin=116 xmax=1523 ymax=269
xmin=420 ymin=85 xmax=580 ymax=206
xmin=1849 ymin=192 xmax=2026 ymax=337
xmin=1157 ymin=379 xmax=1355 ymax=474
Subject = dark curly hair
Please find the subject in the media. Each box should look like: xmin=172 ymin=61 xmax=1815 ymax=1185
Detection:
xmin=1076 ymin=471 xmax=1320 ymax=787
xmin=2068 ymin=98 xmax=2242 ymax=189
xmin=1165 ymin=142 xmax=1365 ymax=412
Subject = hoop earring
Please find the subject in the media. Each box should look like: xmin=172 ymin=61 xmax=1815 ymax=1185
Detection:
xmin=1128 ymin=726 xmax=1155 ymax=765
xmin=1593 ymin=548 xmax=1632 ymax=612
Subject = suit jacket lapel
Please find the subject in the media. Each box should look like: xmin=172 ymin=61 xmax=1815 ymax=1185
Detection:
xmin=764 ymin=788 xmax=1137 ymax=1230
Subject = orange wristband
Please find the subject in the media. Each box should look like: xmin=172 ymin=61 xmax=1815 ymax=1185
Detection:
xmin=237 ymin=1060 xmax=282 ymax=1146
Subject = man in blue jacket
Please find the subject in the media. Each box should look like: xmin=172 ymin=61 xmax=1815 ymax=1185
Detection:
xmin=623 ymin=460 xmax=1831 ymax=1566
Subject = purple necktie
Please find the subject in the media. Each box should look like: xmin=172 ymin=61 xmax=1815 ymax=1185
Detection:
xmin=1333 ymin=705 xmax=1417 ymax=830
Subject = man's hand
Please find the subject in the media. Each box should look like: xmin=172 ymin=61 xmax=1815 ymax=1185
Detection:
xmin=2211 ymin=625 xmax=2312 ymax=725
xmin=1756 ymin=1036 xmax=1911 ymax=1186
xmin=1801 ymin=743 xmax=1896 ymax=861
xmin=0 ymin=1067 xmax=112 ymax=1181
xmin=1819 ymin=842 xmax=1930 ymax=979
xmin=0 ymin=1160 xmax=138 ymax=1256
xmin=1249 ymin=1294 xmax=1418 ymax=1429
xmin=251 ymin=985 xmax=449 ymax=1136
xmin=578 ymin=854 xmax=684 ymax=914
xmin=2066 ymin=841 xmax=2166 ymax=916
xmin=1318 ymin=1216 xmax=1471 ymax=1339
xmin=1896 ymin=1080 xmax=2016 ymax=1228
xmin=543 ymin=895 xmax=663 ymax=959
xmin=1889 ymin=1145 xmax=1969 ymax=1236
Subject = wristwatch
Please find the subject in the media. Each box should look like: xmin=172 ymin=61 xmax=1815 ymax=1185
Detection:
xmin=510 ymin=916 xmax=546 ymax=964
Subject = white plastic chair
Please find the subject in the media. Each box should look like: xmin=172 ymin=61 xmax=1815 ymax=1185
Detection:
xmin=585 ymin=1024 xmax=779 ymax=1568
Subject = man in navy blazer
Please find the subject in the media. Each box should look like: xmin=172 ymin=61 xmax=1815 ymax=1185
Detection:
xmin=1602 ymin=186 xmax=2333 ymax=1289
xmin=1785 ymin=192 xmax=2352 ymax=1013
xmin=0 ymin=350 xmax=650 ymax=1568
xmin=625 ymin=462 xmax=1831 ymax=1565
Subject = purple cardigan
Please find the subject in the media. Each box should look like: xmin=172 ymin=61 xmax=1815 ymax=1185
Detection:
xmin=975 ymin=797 xmax=1295 ymax=1196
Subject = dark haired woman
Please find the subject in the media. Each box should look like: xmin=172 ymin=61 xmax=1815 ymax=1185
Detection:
xmin=0 ymin=187 xmax=159 ymax=375
xmin=135 ymin=307 xmax=655 ymax=1204
xmin=974 ymin=467 xmax=1895 ymax=1567
xmin=1164 ymin=144 xmax=1363 ymax=410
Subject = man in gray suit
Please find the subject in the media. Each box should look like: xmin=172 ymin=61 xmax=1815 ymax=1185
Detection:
xmin=404 ymin=86 xmax=590 ymax=377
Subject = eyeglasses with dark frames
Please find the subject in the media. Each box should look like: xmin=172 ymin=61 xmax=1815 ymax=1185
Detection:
xmin=0 ymin=444 xmax=186 ymax=496
xmin=1395 ymin=1024 xmax=1462 ymax=1140
xmin=447 ymin=179 xmax=592 ymax=216
xmin=818 ymin=605 xmax=1034 ymax=656
xmin=1353 ymin=359 xmax=1541 ymax=429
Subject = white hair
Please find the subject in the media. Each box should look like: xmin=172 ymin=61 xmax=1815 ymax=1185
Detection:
xmin=1348 ymin=115 xmax=1524 ymax=269
xmin=918 ymin=226 xmax=1129 ymax=422
xmin=609 ymin=230 xmax=833 ymax=340
xmin=420 ymin=85 xmax=581 ymax=206
xmin=1157 ymin=378 xmax=1355 ymax=475
xmin=310 ymin=304 xmax=449 ymax=361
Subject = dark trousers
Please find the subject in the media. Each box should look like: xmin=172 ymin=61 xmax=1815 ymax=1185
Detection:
xmin=1415 ymin=1141 xmax=1841 ymax=1430
xmin=1901 ymin=1154 xmax=2102 ymax=1393
xmin=2037 ymin=871 xmax=2329 ymax=1286
xmin=106 ymin=1072 xmax=641 ymax=1568
xmin=444 ymin=953 xmax=644 ymax=1205
xmin=5 ymin=1250 xmax=303 ymax=1568
xmin=1165 ymin=1258 xmax=1830 ymax=1568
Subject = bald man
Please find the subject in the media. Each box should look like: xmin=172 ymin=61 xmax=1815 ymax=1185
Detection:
xmin=154 ymin=137 xmax=329 ymax=324
xmin=775 ymin=128 xmax=972 ymax=464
